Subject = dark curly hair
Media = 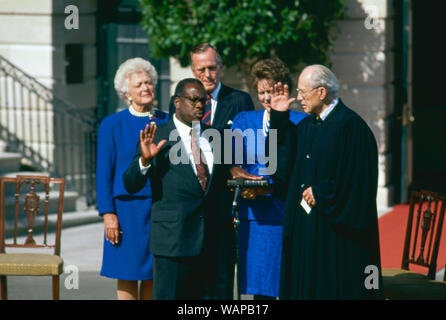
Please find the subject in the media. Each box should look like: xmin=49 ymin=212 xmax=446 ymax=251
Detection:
xmin=250 ymin=58 xmax=292 ymax=91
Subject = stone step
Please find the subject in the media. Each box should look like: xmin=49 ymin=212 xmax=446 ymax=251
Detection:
xmin=0 ymin=152 xmax=22 ymax=175
xmin=1 ymin=171 xmax=49 ymax=178
xmin=0 ymin=140 xmax=7 ymax=152
xmin=4 ymin=209 xmax=102 ymax=239
xmin=59 ymin=210 xmax=102 ymax=229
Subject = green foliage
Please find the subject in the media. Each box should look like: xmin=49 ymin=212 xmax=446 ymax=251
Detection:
xmin=139 ymin=0 xmax=345 ymax=70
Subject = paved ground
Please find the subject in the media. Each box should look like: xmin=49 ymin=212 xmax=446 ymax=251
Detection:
xmin=4 ymin=221 xmax=253 ymax=300
xmin=8 ymin=210 xmax=442 ymax=300
xmin=5 ymin=222 xmax=117 ymax=300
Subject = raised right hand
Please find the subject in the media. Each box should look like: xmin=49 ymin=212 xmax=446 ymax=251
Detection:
xmin=140 ymin=122 xmax=167 ymax=166
xmin=270 ymin=82 xmax=296 ymax=112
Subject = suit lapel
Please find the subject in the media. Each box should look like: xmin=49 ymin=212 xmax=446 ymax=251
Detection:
xmin=165 ymin=120 xmax=215 ymax=194
xmin=155 ymin=120 xmax=199 ymax=191
xmin=212 ymin=84 xmax=232 ymax=129
xmin=156 ymin=120 xmax=175 ymax=142
xmin=200 ymin=123 xmax=217 ymax=195
xmin=159 ymin=119 xmax=218 ymax=196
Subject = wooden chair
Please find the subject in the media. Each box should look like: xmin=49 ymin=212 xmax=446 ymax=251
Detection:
xmin=382 ymin=190 xmax=446 ymax=299
xmin=0 ymin=175 xmax=65 ymax=300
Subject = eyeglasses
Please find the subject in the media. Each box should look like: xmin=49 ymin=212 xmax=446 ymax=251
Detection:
xmin=180 ymin=96 xmax=206 ymax=106
xmin=296 ymin=87 xmax=320 ymax=99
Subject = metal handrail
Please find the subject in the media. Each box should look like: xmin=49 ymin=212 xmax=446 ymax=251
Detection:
xmin=0 ymin=56 xmax=96 ymax=127
xmin=0 ymin=55 xmax=97 ymax=205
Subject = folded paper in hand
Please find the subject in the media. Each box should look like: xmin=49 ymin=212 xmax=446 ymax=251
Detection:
xmin=300 ymin=198 xmax=311 ymax=214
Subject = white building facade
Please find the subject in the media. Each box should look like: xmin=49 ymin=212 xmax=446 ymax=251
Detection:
xmin=1 ymin=0 xmax=442 ymax=210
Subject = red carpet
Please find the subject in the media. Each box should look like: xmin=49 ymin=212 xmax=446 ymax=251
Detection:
xmin=378 ymin=204 xmax=446 ymax=275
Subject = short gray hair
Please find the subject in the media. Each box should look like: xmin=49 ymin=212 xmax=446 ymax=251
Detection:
xmin=303 ymin=64 xmax=339 ymax=97
xmin=189 ymin=42 xmax=223 ymax=68
xmin=114 ymin=57 xmax=158 ymax=102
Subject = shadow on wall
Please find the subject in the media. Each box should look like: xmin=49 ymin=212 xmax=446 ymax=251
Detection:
xmin=330 ymin=0 xmax=394 ymax=152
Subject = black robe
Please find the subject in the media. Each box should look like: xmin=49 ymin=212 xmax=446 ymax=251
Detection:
xmin=270 ymin=100 xmax=383 ymax=300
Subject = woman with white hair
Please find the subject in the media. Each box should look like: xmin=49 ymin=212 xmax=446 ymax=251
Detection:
xmin=96 ymin=57 xmax=168 ymax=299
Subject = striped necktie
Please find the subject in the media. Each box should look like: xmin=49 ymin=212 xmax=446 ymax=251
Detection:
xmin=263 ymin=119 xmax=270 ymax=136
xmin=190 ymin=129 xmax=210 ymax=191
xmin=201 ymin=94 xmax=212 ymax=125
xmin=263 ymin=111 xmax=270 ymax=136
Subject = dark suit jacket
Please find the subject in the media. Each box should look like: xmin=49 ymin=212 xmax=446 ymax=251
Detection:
xmin=123 ymin=120 xmax=226 ymax=257
xmin=170 ymin=83 xmax=254 ymax=222
xmin=169 ymin=83 xmax=255 ymax=132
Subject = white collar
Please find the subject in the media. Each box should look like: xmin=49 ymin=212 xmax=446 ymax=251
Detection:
xmin=320 ymin=98 xmax=339 ymax=121
xmin=173 ymin=114 xmax=201 ymax=136
xmin=209 ymin=82 xmax=221 ymax=100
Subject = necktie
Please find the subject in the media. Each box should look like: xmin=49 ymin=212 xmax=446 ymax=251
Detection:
xmin=263 ymin=111 xmax=270 ymax=136
xmin=190 ymin=129 xmax=210 ymax=191
xmin=201 ymin=94 xmax=212 ymax=125
xmin=263 ymin=119 xmax=270 ymax=136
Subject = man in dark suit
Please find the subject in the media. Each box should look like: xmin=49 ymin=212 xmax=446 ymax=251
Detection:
xmin=168 ymin=43 xmax=255 ymax=299
xmin=168 ymin=43 xmax=254 ymax=132
xmin=123 ymin=78 xmax=226 ymax=299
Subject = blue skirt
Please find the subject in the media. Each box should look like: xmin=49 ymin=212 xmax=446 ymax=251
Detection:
xmin=100 ymin=196 xmax=153 ymax=280
xmin=239 ymin=219 xmax=283 ymax=297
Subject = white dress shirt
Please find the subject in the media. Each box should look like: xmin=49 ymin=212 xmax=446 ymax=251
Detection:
xmin=139 ymin=114 xmax=214 ymax=175
xmin=208 ymin=82 xmax=221 ymax=125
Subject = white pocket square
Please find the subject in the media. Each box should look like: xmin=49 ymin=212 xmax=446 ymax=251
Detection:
xmin=227 ymin=120 xmax=233 ymax=125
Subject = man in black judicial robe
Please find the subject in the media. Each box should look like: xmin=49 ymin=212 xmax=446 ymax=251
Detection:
xmin=269 ymin=65 xmax=383 ymax=299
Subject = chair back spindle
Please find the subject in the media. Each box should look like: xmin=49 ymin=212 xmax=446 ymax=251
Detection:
xmin=0 ymin=175 xmax=65 ymax=300
xmin=0 ymin=175 xmax=64 ymax=254
xmin=416 ymin=195 xmax=433 ymax=265
xmin=23 ymin=179 xmax=41 ymax=245
xmin=410 ymin=195 xmax=423 ymax=262
xmin=401 ymin=190 xmax=446 ymax=279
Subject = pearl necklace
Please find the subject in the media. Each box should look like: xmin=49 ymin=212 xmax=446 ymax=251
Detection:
xmin=129 ymin=105 xmax=154 ymax=118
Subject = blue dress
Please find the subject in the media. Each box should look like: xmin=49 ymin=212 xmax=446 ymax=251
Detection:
xmin=96 ymin=108 xmax=168 ymax=280
xmin=232 ymin=109 xmax=307 ymax=297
